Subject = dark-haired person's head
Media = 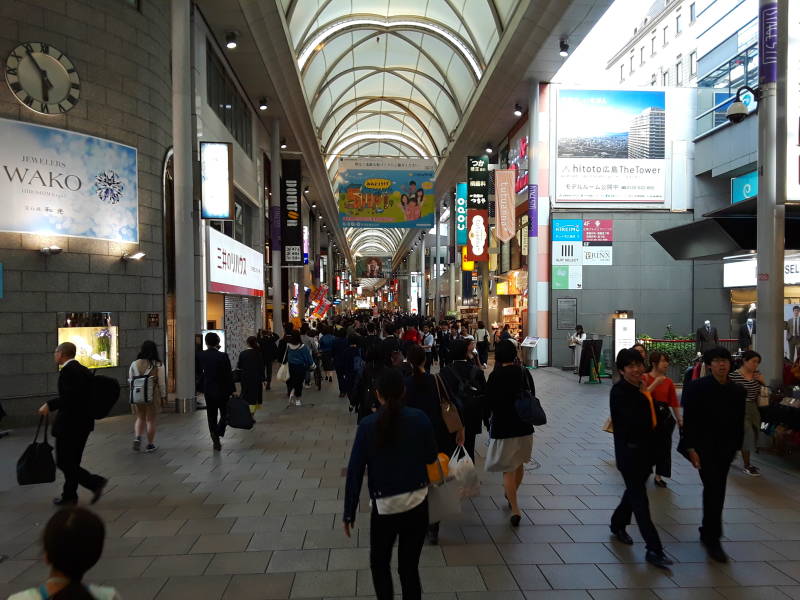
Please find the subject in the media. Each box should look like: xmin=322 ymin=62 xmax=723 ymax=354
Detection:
xmin=616 ymin=348 xmax=644 ymax=372
xmin=648 ymin=350 xmax=669 ymax=371
xmin=204 ymin=332 xmax=220 ymax=349
xmin=288 ymin=331 xmax=302 ymax=345
xmin=348 ymin=334 xmax=360 ymax=346
xmin=375 ymin=367 xmax=406 ymax=448
xmin=741 ymin=350 xmax=762 ymax=363
xmin=285 ymin=322 xmax=294 ymax=333
xmin=631 ymin=343 xmax=647 ymax=361
xmin=576 ymin=324 xmax=584 ymax=333
xmin=740 ymin=349 xmax=762 ymax=373
xmin=478 ymin=321 xmax=485 ymax=329
xmin=703 ymin=346 xmax=731 ymax=366
xmin=137 ymin=340 xmax=160 ymax=363
xmin=365 ymin=343 xmax=385 ymax=363
xmin=449 ymin=339 xmax=469 ymax=361
xmin=246 ymin=336 xmax=259 ymax=349
xmin=43 ymin=508 xmax=106 ymax=598
xmin=704 ymin=346 xmax=732 ymax=380
xmin=384 ymin=323 xmax=395 ymax=335
xmin=407 ymin=344 xmax=426 ymax=371
xmin=367 ymin=322 xmax=376 ymax=334
xmin=495 ymin=340 xmax=517 ymax=364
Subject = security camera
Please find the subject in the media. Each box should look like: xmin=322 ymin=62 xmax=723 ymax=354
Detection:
xmin=726 ymin=100 xmax=749 ymax=124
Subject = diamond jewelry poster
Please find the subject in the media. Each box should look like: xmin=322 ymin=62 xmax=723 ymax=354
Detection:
xmin=0 ymin=117 xmax=138 ymax=242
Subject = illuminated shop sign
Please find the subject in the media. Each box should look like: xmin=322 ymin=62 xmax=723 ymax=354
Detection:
xmin=200 ymin=142 xmax=233 ymax=219
xmin=207 ymin=226 xmax=264 ymax=297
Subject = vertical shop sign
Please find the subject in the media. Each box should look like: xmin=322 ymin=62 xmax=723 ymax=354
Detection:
xmin=785 ymin=1 xmax=800 ymax=202
xmin=281 ymin=159 xmax=302 ymax=265
xmin=466 ymin=156 xmax=488 ymax=261
xmin=455 ymin=182 xmax=468 ymax=245
xmin=760 ymin=2 xmax=778 ymax=85
xmin=495 ymin=169 xmax=516 ymax=242
xmin=528 ymin=184 xmax=538 ymax=238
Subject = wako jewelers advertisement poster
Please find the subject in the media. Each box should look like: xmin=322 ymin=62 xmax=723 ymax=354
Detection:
xmin=0 ymin=117 xmax=138 ymax=241
xmin=556 ymin=89 xmax=666 ymax=204
xmin=335 ymin=157 xmax=436 ymax=229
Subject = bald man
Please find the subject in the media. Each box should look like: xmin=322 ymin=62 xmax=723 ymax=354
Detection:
xmin=39 ymin=342 xmax=107 ymax=506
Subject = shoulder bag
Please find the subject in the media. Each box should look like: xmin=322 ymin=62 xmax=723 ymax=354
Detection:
xmin=434 ymin=374 xmax=463 ymax=433
xmin=515 ymin=367 xmax=547 ymax=426
xmin=427 ymin=455 xmax=462 ymax=523
xmin=275 ymin=349 xmax=290 ymax=383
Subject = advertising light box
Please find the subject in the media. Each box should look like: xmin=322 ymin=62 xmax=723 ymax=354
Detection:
xmin=200 ymin=142 xmax=233 ymax=219
xmin=207 ymin=226 xmax=264 ymax=297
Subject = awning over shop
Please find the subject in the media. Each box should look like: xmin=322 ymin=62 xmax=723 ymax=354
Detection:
xmin=651 ymin=197 xmax=800 ymax=260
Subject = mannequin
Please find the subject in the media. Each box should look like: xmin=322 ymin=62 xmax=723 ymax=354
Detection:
xmin=695 ymin=319 xmax=719 ymax=355
xmin=785 ymin=305 xmax=800 ymax=362
xmin=738 ymin=318 xmax=756 ymax=352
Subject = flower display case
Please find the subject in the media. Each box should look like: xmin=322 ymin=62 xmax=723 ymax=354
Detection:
xmin=57 ymin=312 xmax=119 ymax=369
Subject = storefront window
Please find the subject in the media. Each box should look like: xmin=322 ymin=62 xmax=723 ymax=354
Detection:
xmin=696 ymin=42 xmax=758 ymax=134
xmin=206 ymin=42 xmax=253 ymax=156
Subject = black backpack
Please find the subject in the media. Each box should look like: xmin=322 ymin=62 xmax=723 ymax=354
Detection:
xmin=450 ymin=365 xmax=484 ymax=417
xmin=91 ymin=373 xmax=121 ymax=419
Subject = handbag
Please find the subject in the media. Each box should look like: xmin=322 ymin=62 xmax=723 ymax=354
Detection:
xmin=17 ymin=415 xmax=56 ymax=486
xmin=227 ymin=395 xmax=255 ymax=430
xmin=276 ymin=349 xmax=290 ymax=383
xmin=515 ymin=367 xmax=547 ymax=426
xmin=434 ymin=374 xmax=463 ymax=433
xmin=427 ymin=457 xmax=462 ymax=523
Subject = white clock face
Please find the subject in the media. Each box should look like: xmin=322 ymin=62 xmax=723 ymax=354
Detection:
xmin=5 ymin=42 xmax=81 ymax=114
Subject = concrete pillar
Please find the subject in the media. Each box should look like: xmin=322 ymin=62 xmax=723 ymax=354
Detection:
xmin=418 ymin=238 xmax=426 ymax=316
xmin=171 ymin=0 xmax=196 ymax=404
xmin=434 ymin=201 xmax=441 ymax=321
xmin=527 ymin=79 xmax=540 ymax=365
xmin=270 ymin=119 xmax=283 ymax=336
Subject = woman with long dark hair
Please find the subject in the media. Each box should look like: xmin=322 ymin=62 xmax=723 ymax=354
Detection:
xmin=343 ymin=368 xmax=437 ymax=600
xmin=237 ymin=336 xmax=265 ymax=413
xmin=128 ymin=340 xmax=166 ymax=452
xmin=9 ymin=507 xmax=120 ymax=600
xmin=404 ymin=345 xmax=464 ymax=544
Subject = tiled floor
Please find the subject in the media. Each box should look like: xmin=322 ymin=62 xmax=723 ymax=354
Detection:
xmin=1 ymin=367 xmax=800 ymax=599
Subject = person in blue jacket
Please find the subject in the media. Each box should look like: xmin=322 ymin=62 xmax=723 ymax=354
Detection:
xmin=343 ymin=368 xmax=437 ymax=600
xmin=284 ymin=331 xmax=314 ymax=407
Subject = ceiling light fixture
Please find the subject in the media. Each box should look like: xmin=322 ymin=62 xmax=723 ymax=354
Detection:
xmin=485 ymin=143 xmax=493 ymax=154
xmin=297 ymin=17 xmax=482 ymax=78
xmin=225 ymin=32 xmax=238 ymax=49
xmin=559 ymin=39 xmax=569 ymax=57
xmin=121 ymin=251 xmax=146 ymax=261
xmin=39 ymin=245 xmax=62 ymax=256
xmin=513 ymin=104 xmax=523 ymax=117
xmin=304 ymin=186 xmax=309 ymax=195
xmin=311 ymin=202 xmax=317 ymax=208
xmin=280 ymin=139 xmax=287 ymax=150
xmin=258 ymin=97 xmax=268 ymax=110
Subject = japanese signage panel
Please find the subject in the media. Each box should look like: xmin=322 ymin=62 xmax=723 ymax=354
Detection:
xmin=582 ymin=244 xmax=613 ymax=266
xmin=0 ymin=118 xmax=138 ymax=242
xmin=281 ymin=159 xmax=302 ymax=265
xmin=582 ymin=219 xmax=613 ymax=242
xmin=552 ymin=265 xmax=582 ymax=290
xmin=455 ymin=182 xmax=467 ymax=246
xmin=200 ymin=142 xmax=233 ymax=219
xmin=552 ymin=242 xmax=582 ymax=266
xmin=556 ymin=89 xmax=666 ymax=204
xmin=466 ymin=156 xmax=488 ymax=261
xmin=731 ymin=170 xmax=758 ymax=204
xmin=495 ymin=169 xmax=515 ymax=243
xmin=335 ymin=157 xmax=436 ymax=228
xmin=207 ymin=226 xmax=264 ymax=297
xmin=552 ymin=219 xmax=583 ymax=241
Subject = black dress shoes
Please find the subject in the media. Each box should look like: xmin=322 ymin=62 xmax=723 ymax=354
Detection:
xmin=212 ymin=435 xmax=222 ymax=451
xmin=654 ymin=478 xmax=668 ymax=488
xmin=91 ymin=477 xmax=108 ymax=505
xmin=610 ymin=526 xmax=634 ymax=545
xmin=53 ymin=497 xmax=77 ymax=507
xmin=510 ymin=514 xmax=522 ymax=527
xmin=645 ymin=550 xmax=674 ymax=569
xmin=701 ymin=539 xmax=729 ymax=563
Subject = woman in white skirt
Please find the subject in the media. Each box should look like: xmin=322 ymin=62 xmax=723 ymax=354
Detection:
xmin=485 ymin=340 xmax=535 ymax=527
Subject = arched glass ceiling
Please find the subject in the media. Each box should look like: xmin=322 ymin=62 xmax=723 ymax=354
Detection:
xmin=281 ymin=0 xmax=521 ymax=257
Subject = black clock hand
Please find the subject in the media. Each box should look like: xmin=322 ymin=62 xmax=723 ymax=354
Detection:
xmin=25 ymin=48 xmax=53 ymax=101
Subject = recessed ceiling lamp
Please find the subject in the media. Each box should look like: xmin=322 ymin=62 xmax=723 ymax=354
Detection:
xmin=258 ymin=97 xmax=268 ymax=110
xmin=280 ymin=139 xmax=287 ymax=149
xmin=559 ymin=39 xmax=569 ymax=57
xmin=225 ymin=32 xmax=238 ymax=49
xmin=311 ymin=202 xmax=317 ymax=208
xmin=513 ymin=104 xmax=523 ymax=117
xmin=304 ymin=186 xmax=310 ymax=195
xmin=485 ymin=143 xmax=493 ymax=154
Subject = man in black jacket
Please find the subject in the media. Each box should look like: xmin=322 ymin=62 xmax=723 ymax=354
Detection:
xmin=38 ymin=342 xmax=107 ymax=506
xmin=682 ymin=347 xmax=746 ymax=563
xmin=196 ymin=332 xmax=235 ymax=451
xmin=609 ymin=349 xmax=672 ymax=569
xmin=258 ymin=328 xmax=279 ymax=390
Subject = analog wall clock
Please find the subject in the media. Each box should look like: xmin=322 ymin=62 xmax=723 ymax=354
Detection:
xmin=5 ymin=41 xmax=81 ymax=114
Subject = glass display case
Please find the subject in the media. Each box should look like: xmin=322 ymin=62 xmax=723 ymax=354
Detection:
xmin=57 ymin=312 xmax=119 ymax=369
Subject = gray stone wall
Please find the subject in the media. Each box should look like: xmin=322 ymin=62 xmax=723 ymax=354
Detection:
xmin=550 ymin=211 xmax=695 ymax=369
xmin=0 ymin=0 xmax=171 ymax=424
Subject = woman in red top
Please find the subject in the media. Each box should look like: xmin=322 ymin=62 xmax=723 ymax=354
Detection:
xmin=642 ymin=351 xmax=682 ymax=488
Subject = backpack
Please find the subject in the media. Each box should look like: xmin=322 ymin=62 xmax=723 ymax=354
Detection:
xmin=450 ymin=365 xmax=485 ymax=417
xmin=130 ymin=362 xmax=156 ymax=405
xmin=91 ymin=373 xmax=121 ymax=419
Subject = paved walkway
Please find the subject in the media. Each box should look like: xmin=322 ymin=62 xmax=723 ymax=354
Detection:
xmin=1 ymin=368 xmax=800 ymax=599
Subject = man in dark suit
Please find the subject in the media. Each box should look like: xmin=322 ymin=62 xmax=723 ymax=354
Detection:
xmin=195 ymin=331 xmax=234 ymax=451
xmin=257 ymin=328 xmax=279 ymax=390
xmin=38 ymin=342 xmax=107 ymax=506
xmin=682 ymin=347 xmax=746 ymax=563
xmin=695 ymin=321 xmax=719 ymax=354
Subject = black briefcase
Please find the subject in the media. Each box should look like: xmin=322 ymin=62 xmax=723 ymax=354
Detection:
xmin=17 ymin=415 xmax=56 ymax=486
xmin=227 ymin=396 xmax=255 ymax=430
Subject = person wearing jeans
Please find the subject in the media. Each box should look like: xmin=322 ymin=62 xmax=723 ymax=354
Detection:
xmin=343 ymin=368 xmax=437 ymax=600
xmin=608 ymin=348 xmax=672 ymax=569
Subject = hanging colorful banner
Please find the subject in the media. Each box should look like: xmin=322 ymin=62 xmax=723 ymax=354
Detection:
xmin=466 ymin=156 xmax=489 ymax=261
xmin=455 ymin=182 xmax=468 ymax=246
xmin=335 ymin=157 xmax=436 ymax=228
xmin=280 ymin=159 xmax=302 ymax=265
xmin=495 ymin=169 xmax=516 ymax=242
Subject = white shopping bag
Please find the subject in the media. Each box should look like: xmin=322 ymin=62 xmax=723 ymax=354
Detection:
xmin=448 ymin=445 xmax=480 ymax=498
